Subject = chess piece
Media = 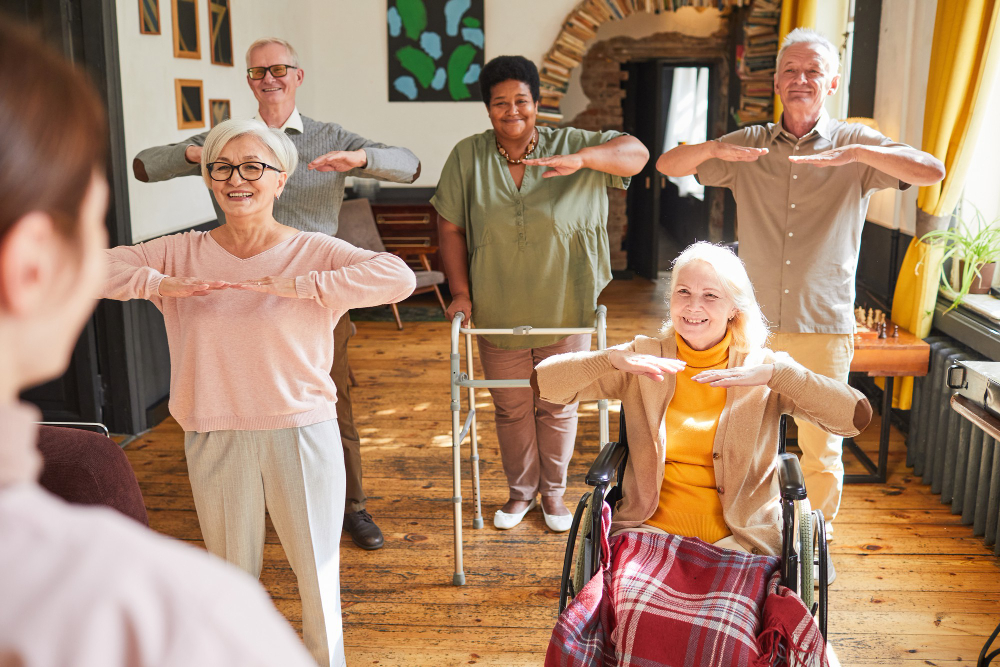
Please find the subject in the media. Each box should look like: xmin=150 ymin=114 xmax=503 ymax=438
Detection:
xmin=878 ymin=322 xmax=887 ymax=338
xmin=892 ymin=325 xmax=899 ymax=338
xmin=866 ymin=309 xmax=874 ymax=330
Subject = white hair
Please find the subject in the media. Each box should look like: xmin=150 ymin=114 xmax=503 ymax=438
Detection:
xmin=200 ymin=118 xmax=298 ymax=188
xmin=245 ymin=37 xmax=299 ymax=68
xmin=777 ymin=28 xmax=840 ymax=75
xmin=661 ymin=242 xmax=770 ymax=353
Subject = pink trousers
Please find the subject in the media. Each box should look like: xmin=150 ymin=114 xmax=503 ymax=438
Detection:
xmin=477 ymin=334 xmax=591 ymax=500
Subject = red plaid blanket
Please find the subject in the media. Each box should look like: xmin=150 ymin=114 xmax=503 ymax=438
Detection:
xmin=546 ymin=503 xmax=828 ymax=667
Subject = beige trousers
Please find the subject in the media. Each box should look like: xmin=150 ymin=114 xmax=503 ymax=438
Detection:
xmin=478 ymin=334 xmax=591 ymax=500
xmin=769 ymin=332 xmax=854 ymax=529
xmin=185 ymin=419 xmax=346 ymax=667
xmin=331 ymin=312 xmax=365 ymax=513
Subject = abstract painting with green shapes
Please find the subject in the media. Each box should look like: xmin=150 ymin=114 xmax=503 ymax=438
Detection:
xmin=387 ymin=0 xmax=484 ymax=102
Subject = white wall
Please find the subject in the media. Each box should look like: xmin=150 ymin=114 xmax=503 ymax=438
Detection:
xmin=294 ymin=0 xmax=579 ymax=190
xmin=866 ymin=0 xmax=936 ymax=234
xmin=118 ymin=0 xmax=581 ymax=240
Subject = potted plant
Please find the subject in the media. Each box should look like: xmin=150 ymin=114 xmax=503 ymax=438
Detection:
xmin=919 ymin=206 xmax=1000 ymax=314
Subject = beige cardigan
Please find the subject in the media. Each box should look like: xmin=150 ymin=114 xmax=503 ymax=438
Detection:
xmin=531 ymin=335 xmax=872 ymax=555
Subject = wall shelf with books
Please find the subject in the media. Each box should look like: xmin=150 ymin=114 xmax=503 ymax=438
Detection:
xmin=733 ymin=0 xmax=780 ymax=126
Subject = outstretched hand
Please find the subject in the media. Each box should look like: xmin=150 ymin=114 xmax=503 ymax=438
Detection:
xmin=787 ymin=145 xmax=858 ymax=167
xmin=522 ymin=153 xmax=586 ymax=178
xmin=711 ymin=143 xmax=769 ymax=162
xmin=692 ymin=363 xmax=773 ymax=387
xmin=609 ymin=350 xmax=686 ymax=382
xmin=230 ymin=276 xmax=298 ymax=298
xmin=307 ymin=149 xmax=367 ymax=172
xmin=158 ymin=277 xmax=232 ymax=297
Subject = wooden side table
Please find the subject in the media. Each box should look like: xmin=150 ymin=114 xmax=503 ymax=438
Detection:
xmin=844 ymin=323 xmax=931 ymax=483
xmin=369 ymin=202 xmax=443 ymax=274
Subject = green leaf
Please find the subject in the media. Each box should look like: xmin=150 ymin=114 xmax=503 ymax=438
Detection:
xmin=395 ymin=0 xmax=427 ymax=41
xmin=396 ymin=45 xmax=436 ymax=88
xmin=446 ymin=44 xmax=477 ymax=100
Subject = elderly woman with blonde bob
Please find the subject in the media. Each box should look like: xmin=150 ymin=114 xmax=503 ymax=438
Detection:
xmin=533 ymin=242 xmax=872 ymax=554
xmin=101 ymin=118 xmax=415 ymax=667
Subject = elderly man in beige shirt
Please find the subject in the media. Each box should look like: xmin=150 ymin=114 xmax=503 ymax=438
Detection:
xmin=656 ymin=28 xmax=944 ymax=569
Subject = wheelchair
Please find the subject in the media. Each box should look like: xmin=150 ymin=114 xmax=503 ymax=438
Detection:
xmin=558 ymin=412 xmax=829 ymax=640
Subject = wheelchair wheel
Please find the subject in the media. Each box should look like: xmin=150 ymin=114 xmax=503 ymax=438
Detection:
xmin=795 ymin=498 xmax=814 ymax=610
xmin=559 ymin=491 xmax=592 ymax=614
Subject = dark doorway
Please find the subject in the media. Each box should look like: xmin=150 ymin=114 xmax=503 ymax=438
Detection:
xmin=4 ymin=0 xmax=142 ymax=431
xmin=623 ymin=59 xmax=725 ymax=278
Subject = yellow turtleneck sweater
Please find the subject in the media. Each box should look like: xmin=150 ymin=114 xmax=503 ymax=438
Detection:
xmin=645 ymin=331 xmax=732 ymax=543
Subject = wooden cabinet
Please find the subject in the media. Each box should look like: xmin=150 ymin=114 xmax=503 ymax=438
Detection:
xmin=370 ymin=202 xmax=443 ymax=273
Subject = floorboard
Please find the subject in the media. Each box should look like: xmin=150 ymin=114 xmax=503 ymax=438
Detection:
xmin=122 ymin=278 xmax=1000 ymax=666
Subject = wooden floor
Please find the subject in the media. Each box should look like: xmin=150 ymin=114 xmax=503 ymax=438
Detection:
xmin=123 ymin=278 xmax=1000 ymax=666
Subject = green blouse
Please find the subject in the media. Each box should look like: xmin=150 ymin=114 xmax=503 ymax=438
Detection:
xmin=431 ymin=126 xmax=630 ymax=349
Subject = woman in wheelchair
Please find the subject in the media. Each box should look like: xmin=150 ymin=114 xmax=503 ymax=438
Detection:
xmin=532 ymin=242 xmax=871 ymax=666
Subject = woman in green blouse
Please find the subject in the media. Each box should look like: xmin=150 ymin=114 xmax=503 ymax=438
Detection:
xmin=431 ymin=56 xmax=648 ymax=532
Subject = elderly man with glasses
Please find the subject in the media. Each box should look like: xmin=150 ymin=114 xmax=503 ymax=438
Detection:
xmin=133 ymin=37 xmax=421 ymax=551
xmin=656 ymin=28 xmax=944 ymax=584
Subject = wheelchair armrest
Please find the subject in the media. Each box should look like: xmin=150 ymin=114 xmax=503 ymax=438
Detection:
xmin=585 ymin=440 xmax=627 ymax=487
xmin=777 ymin=453 xmax=808 ymax=501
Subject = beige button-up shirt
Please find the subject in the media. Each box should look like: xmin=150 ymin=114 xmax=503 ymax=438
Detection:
xmin=696 ymin=111 xmax=910 ymax=334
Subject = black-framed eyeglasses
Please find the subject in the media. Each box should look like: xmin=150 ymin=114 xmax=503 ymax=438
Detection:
xmin=246 ymin=64 xmax=298 ymax=80
xmin=206 ymin=161 xmax=281 ymax=182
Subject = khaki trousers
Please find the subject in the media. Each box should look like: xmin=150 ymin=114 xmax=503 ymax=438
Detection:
xmin=477 ymin=334 xmax=591 ymax=500
xmin=331 ymin=312 xmax=365 ymax=513
xmin=184 ymin=419 xmax=346 ymax=667
xmin=769 ymin=332 xmax=854 ymax=529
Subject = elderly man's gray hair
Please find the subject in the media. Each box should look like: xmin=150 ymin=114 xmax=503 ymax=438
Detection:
xmin=245 ymin=37 xmax=299 ymax=68
xmin=777 ymin=28 xmax=840 ymax=75
xmin=200 ymin=119 xmax=298 ymax=188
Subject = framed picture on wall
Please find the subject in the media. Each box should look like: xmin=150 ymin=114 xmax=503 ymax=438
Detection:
xmin=172 ymin=0 xmax=200 ymax=59
xmin=386 ymin=0 xmax=484 ymax=102
xmin=209 ymin=99 xmax=231 ymax=127
xmin=175 ymin=79 xmax=204 ymax=129
xmin=208 ymin=0 xmax=233 ymax=66
xmin=139 ymin=0 xmax=160 ymax=34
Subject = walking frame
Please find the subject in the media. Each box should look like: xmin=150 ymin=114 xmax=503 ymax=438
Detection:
xmin=449 ymin=306 xmax=609 ymax=585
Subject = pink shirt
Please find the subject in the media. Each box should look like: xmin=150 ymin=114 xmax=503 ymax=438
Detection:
xmin=101 ymin=231 xmax=415 ymax=432
xmin=0 ymin=402 xmax=315 ymax=666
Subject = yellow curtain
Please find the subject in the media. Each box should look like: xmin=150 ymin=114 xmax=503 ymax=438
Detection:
xmin=773 ymin=0 xmax=818 ymax=121
xmin=888 ymin=0 xmax=1000 ymax=409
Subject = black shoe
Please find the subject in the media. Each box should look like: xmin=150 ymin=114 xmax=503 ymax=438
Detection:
xmin=343 ymin=510 xmax=384 ymax=550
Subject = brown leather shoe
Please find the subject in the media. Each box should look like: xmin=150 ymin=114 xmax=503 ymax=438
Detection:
xmin=343 ymin=510 xmax=384 ymax=550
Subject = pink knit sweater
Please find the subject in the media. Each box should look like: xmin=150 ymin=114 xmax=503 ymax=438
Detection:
xmin=102 ymin=231 xmax=416 ymax=432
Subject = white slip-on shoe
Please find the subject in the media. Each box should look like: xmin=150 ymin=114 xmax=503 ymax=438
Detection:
xmin=493 ymin=498 xmax=537 ymax=530
xmin=542 ymin=508 xmax=574 ymax=533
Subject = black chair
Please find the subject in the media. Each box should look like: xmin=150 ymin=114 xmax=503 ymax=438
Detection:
xmin=558 ymin=412 xmax=828 ymax=640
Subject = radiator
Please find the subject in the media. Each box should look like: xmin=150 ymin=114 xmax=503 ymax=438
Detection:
xmin=908 ymin=335 xmax=998 ymax=554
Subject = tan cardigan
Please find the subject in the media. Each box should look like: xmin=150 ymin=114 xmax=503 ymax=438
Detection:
xmin=531 ymin=335 xmax=872 ymax=555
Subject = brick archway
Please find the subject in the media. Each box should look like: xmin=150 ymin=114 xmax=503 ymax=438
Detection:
xmin=537 ymin=0 xmax=744 ymax=125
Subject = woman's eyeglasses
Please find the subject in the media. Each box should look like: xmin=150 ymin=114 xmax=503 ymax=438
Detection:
xmin=246 ymin=64 xmax=298 ymax=80
xmin=206 ymin=161 xmax=280 ymax=182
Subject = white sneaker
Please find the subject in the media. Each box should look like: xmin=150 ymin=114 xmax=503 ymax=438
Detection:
xmin=542 ymin=508 xmax=574 ymax=532
xmin=493 ymin=498 xmax=537 ymax=529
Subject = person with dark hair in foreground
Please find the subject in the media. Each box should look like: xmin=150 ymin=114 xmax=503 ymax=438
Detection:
xmin=0 ymin=19 xmax=314 ymax=667
xmin=432 ymin=55 xmax=649 ymax=532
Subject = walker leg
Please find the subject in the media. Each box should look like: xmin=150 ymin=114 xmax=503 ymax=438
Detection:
xmin=450 ymin=332 xmax=465 ymax=585
xmin=466 ymin=332 xmax=484 ymax=529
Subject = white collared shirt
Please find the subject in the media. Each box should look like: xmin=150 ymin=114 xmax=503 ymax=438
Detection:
xmin=254 ymin=106 xmax=304 ymax=134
